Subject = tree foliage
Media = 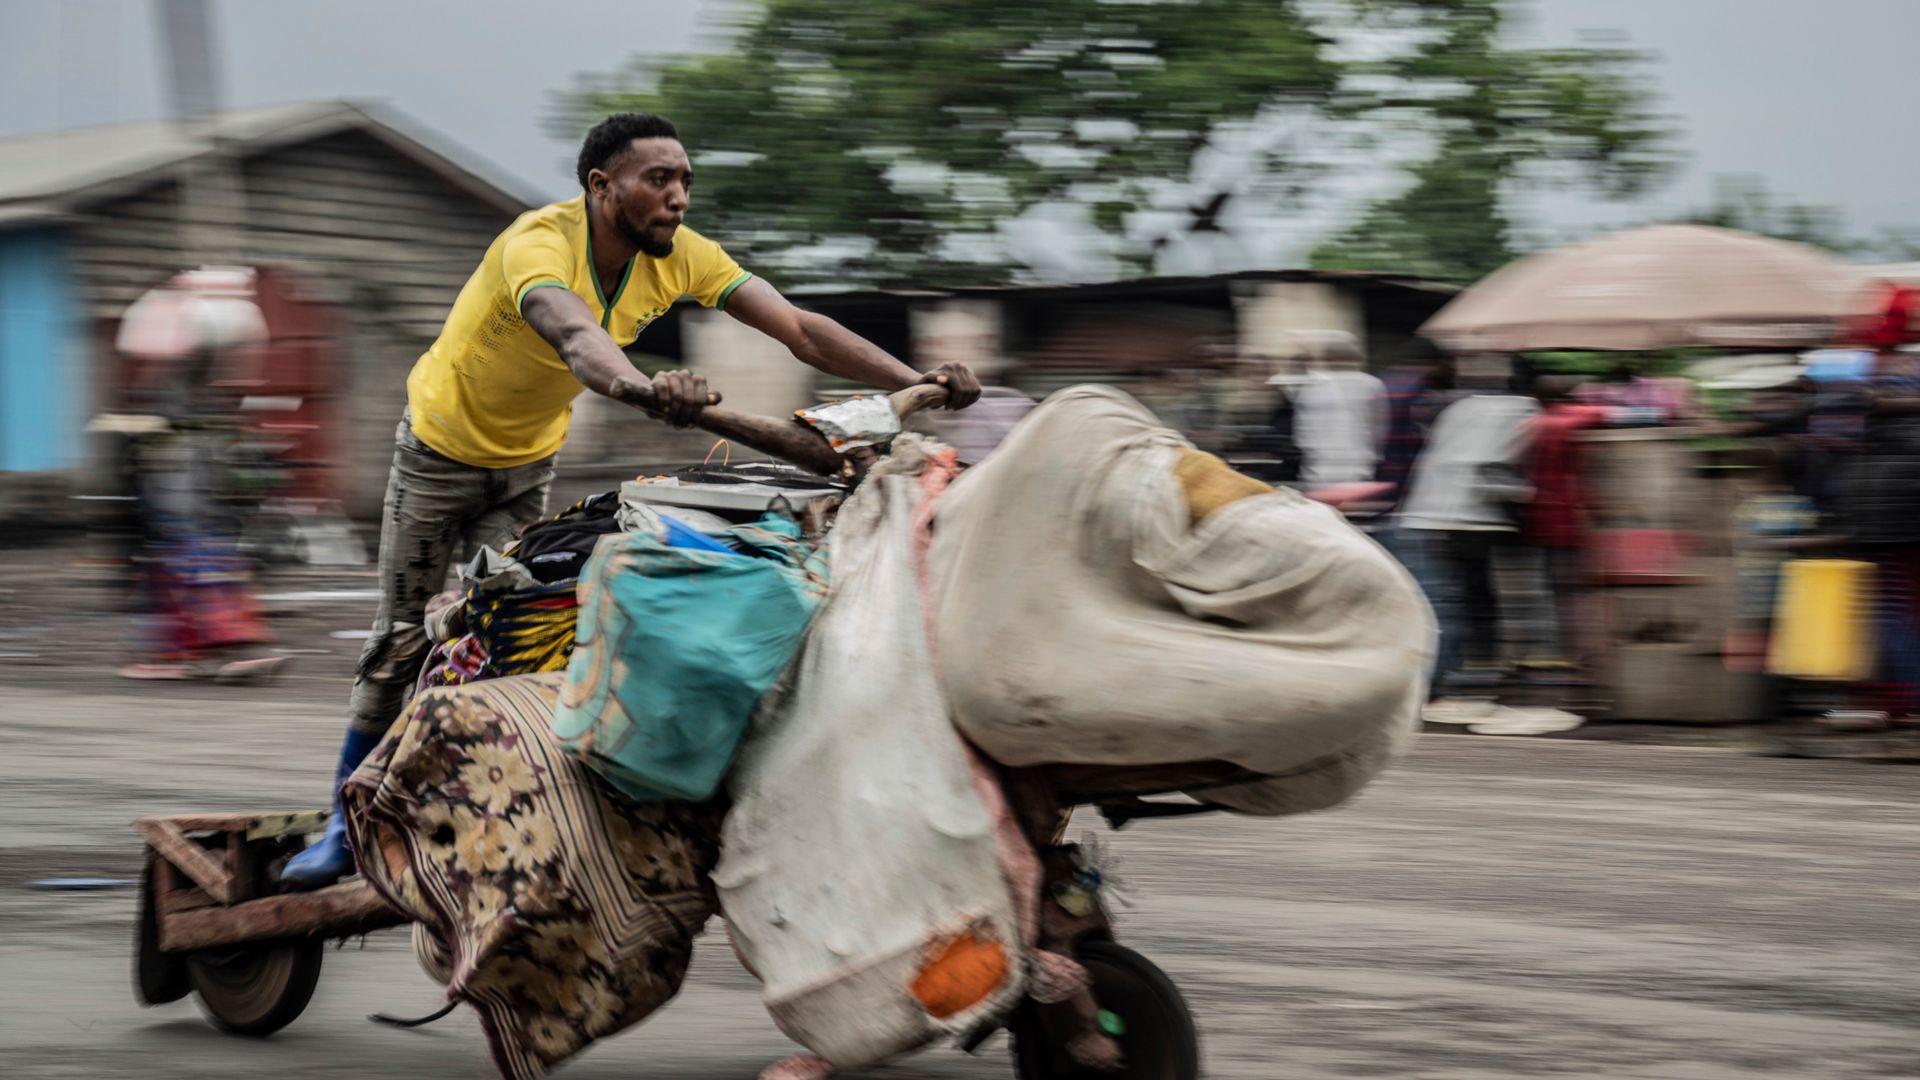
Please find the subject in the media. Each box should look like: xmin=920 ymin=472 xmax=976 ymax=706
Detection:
xmin=555 ymin=0 xmax=1677 ymax=286
xmin=1311 ymin=0 xmax=1675 ymax=282
xmin=1684 ymin=177 xmax=1866 ymax=255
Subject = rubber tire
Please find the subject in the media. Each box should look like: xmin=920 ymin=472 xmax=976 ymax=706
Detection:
xmin=187 ymin=938 xmax=325 ymax=1036
xmin=134 ymin=856 xmax=191 ymax=1006
xmin=1011 ymin=939 xmax=1201 ymax=1080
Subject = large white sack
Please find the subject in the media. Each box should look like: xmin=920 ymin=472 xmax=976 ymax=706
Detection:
xmin=713 ymin=439 xmax=1025 ymax=1067
xmin=927 ymin=385 xmax=1433 ymax=815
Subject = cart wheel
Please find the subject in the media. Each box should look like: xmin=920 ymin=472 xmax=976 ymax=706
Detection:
xmin=1011 ymin=940 xmax=1200 ymax=1080
xmin=134 ymin=855 xmax=191 ymax=1006
xmin=188 ymin=938 xmax=325 ymax=1036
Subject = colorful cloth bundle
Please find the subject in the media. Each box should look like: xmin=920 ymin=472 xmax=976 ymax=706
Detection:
xmin=344 ymin=673 xmax=725 ymax=1080
xmin=553 ymin=516 xmax=828 ymax=803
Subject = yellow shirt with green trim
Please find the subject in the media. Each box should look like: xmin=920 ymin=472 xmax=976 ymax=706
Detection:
xmin=404 ymin=195 xmax=751 ymax=468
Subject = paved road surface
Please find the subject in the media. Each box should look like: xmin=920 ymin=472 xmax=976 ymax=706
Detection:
xmin=2 ymin=669 xmax=1916 ymax=1080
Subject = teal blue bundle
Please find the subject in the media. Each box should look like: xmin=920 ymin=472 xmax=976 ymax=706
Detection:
xmin=552 ymin=516 xmax=827 ymax=803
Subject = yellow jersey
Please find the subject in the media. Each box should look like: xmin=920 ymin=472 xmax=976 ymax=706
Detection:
xmin=405 ymin=195 xmax=751 ymax=467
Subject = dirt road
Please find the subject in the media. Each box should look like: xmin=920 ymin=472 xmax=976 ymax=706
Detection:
xmin=2 ymin=650 xmax=1915 ymax=1079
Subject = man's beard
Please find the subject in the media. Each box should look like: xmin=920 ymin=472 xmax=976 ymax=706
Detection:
xmin=619 ymin=212 xmax=675 ymax=258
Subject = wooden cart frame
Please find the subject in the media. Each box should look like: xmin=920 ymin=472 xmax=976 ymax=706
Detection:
xmin=134 ymin=810 xmax=405 ymax=1034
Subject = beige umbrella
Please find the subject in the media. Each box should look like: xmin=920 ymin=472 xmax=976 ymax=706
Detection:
xmin=1421 ymin=224 xmax=1874 ymax=352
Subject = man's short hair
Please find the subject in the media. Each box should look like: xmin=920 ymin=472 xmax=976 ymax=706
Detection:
xmin=576 ymin=113 xmax=680 ymax=190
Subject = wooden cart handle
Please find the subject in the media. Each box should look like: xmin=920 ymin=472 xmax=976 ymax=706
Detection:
xmin=609 ymin=376 xmax=951 ymax=477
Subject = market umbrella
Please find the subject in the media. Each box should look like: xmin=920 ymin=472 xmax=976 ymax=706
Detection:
xmin=1421 ymin=224 xmax=1875 ymax=352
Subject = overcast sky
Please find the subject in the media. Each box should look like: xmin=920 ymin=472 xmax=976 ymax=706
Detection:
xmin=3 ymin=0 xmax=1915 ymax=256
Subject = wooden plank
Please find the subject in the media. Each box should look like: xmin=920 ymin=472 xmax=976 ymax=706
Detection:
xmin=155 ymin=881 xmax=218 ymax=918
xmin=136 ymin=811 xmax=324 ymax=834
xmin=157 ymin=881 xmax=405 ymax=953
xmin=243 ymin=193 xmax=503 ymax=236
xmin=239 ymin=227 xmax=493 ymax=267
xmin=258 ymin=130 xmax=525 ymax=212
xmin=243 ymin=169 xmax=509 ymax=218
xmin=255 ymin=136 xmax=436 ymax=177
xmin=136 ymin=820 xmax=232 ymax=905
xmin=246 ymin=810 xmax=331 ymax=841
xmin=225 ymin=832 xmax=254 ymax=905
xmin=248 ymin=158 xmax=457 ymax=193
xmin=151 ymin=857 xmax=192 ymax=920
xmin=64 ymin=126 xmax=517 ymax=378
xmin=240 ymin=225 xmax=483 ymax=269
xmin=134 ymin=812 xmax=253 ymax=833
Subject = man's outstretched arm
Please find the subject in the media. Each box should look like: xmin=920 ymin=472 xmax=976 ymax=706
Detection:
xmin=521 ymin=287 xmax=713 ymax=427
xmin=723 ymin=277 xmax=981 ymax=409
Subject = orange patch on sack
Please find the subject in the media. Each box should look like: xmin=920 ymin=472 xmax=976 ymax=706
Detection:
xmin=1174 ymin=448 xmax=1272 ymax=525
xmin=910 ymin=928 xmax=1009 ymax=1019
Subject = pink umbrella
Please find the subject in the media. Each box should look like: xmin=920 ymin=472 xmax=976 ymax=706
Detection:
xmin=1421 ymin=224 xmax=1875 ymax=352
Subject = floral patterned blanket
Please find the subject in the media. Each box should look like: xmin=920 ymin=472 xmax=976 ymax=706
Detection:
xmin=342 ymin=672 xmax=726 ymax=1080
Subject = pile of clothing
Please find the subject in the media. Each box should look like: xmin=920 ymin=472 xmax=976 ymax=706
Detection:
xmin=348 ymin=483 xmax=829 ymax=1080
xmin=551 ymin=507 xmax=827 ymax=803
xmin=413 ymin=491 xmax=627 ymax=690
xmin=415 ymin=490 xmax=822 ymax=699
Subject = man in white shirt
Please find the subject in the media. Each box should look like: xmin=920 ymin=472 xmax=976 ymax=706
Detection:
xmin=1396 ymin=358 xmax=1539 ymax=720
xmin=1292 ymin=338 xmax=1387 ymax=486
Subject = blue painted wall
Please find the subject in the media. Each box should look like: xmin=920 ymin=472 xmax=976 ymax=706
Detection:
xmin=0 ymin=228 xmax=85 ymax=471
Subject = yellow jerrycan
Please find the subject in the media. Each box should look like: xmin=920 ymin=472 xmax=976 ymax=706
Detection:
xmin=1767 ymin=559 xmax=1876 ymax=681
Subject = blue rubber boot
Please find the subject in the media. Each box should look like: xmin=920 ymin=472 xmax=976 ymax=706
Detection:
xmin=279 ymin=726 xmax=384 ymax=889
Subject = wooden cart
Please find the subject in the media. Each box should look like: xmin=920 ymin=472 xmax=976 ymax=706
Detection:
xmin=133 ymin=810 xmax=405 ymax=1034
xmin=128 ymin=385 xmax=1264 ymax=1077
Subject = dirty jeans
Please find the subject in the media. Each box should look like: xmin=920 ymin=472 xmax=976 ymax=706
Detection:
xmin=347 ymin=415 xmax=555 ymax=735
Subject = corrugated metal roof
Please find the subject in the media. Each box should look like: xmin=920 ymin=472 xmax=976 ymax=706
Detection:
xmin=0 ymin=101 xmax=536 ymax=224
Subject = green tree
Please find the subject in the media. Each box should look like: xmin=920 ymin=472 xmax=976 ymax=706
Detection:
xmin=1311 ymin=0 xmax=1676 ymax=282
xmin=556 ymin=0 xmax=1676 ymax=287
xmin=557 ymin=0 xmax=1337 ymax=286
xmin=1309 ymin=145 xmax=1516 ymax=284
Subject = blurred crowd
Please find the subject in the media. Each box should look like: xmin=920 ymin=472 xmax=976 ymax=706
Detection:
xmin=1130 ymin=314 xmax=1920 ymax=734
xmin=94 ymin=266 xmax=1920 ymax=735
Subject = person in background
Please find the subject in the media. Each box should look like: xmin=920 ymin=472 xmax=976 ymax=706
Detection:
xmin=1837 ymin=342 xmax=1920 ymax=726
xmin=1395 ymin=355 xmax=1553 ymax=727
xmin=1727 ymin=445 xmax=1824 ymax=719
xmin=1798 ymin=351 xmax=1877 ymax=518
xmin=1377 ymin=337 xmax=1457 ymax=507
xmin=1737 ymin=375 xmax=1818 ymax=498
xmin=1211 ymin=351 xmax=1302 ymax=483
xmin=1518 ymin=375 xmax=1609 ymax=670
xmin=1141 ymin=361 xmax=1222 ymax=450
xmin=1293 ymin=335 xmax=1387 ymax=486
xmin=1575 ymin=361 xmax=1703 ymax=427
xmin=113 ymin=270 xmax=285 ymax=682
xmin=1250 ymin=352 xmax=1306 ymax=482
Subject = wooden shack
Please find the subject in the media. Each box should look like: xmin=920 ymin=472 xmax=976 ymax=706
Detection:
xmin=0 ymin=101 xmax=532 ymax=520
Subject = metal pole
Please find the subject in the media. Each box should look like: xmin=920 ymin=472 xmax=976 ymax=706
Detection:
xmin=155 ymin=0 xmax=243 ymax=265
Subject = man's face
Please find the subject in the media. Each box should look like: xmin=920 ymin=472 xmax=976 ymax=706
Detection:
xmin=589 ymin=137 xmax=693 ymax=258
